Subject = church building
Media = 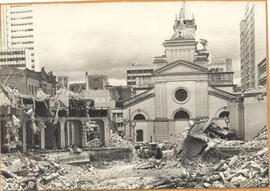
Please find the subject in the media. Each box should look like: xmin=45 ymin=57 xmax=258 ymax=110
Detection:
xmin=120 ymin=4 xmax=238 ymax=143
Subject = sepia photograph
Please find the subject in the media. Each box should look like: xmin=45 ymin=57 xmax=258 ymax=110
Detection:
xmin=0 ymin=0 xmax=269 ymax=190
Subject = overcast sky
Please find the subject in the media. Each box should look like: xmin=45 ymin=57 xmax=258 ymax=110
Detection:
xmin=32 ymin=1 xmax=267 ymax=85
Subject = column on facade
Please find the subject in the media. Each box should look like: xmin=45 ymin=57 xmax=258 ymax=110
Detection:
xmin=59 ymin=120 xmax=65 ymax=148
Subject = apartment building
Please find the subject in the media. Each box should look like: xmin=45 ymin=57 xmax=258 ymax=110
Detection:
xmin=240 ymin=3 xmax=266 ymax=89
xmin=1 ymin=4 xmax=39 ymax=71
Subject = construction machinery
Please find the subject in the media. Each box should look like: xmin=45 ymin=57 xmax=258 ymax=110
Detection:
xmin=134 ymin=142 xmax=163 ymax=159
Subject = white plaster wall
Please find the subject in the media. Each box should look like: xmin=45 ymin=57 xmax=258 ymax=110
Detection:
xmin=154 ymin=82 xmax=167 ymax=118
xmin=195 ymin=81 xmax=209 ymax=117
xmin=123 ymin=96 xmax=155 ymax=120
xmin=244 ymin=96 xmax=267 ymax=140
xmin=208 ymin=94 xmax=229 ymax=118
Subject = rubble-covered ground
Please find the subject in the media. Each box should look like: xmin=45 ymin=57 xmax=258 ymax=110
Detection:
xmin=1 ymin=127 xmax=269 ymax=190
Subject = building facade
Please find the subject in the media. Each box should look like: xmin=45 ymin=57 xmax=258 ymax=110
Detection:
xmin=121 ymin=60 xmax=236 ymax=143
xmin=240 ymin=3 xmax=267 ymax=90
xmin=257 ymin=58 xmax=266 ymax=87
xmin=85 ymin=73 xmax=108 ymax=90
xmin=1 ymin=4 xmax=39 ymax=71
xmin=207 ymin=58 xmax=233 ymax=73
xmin=0 ymin=67 xmax=56 ymax=96
xmin=57 ymin=76 xmax=69 ymax=90
xmin=126 ymin=63 xmax=155 ymax=94
xmin=0 ymin=48 xmax=31 ymax=69
xmin=109 ymin=86 xmax=135 ymax=101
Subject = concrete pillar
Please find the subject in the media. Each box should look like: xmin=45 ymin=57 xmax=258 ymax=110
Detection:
xmin=66 ymin=121 xmax=70 ymax=147
xmin=229 ymin=101 xmax=244 ymax=139
xmin=59 ymin=120 xmax=65 ymax=149
xmin=40 ymin=127 xmax=45 ymax=149
xmin=22 ymin=121 xmax=26 ymax=152
xmin=71 ymin=123 xmax=75 ymax=145
xmin=104 ymin=119 xmax=109 ymax=146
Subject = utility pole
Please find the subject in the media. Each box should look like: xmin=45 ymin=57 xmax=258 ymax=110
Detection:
xmin=123 ymin=109 xmax=136 ymax=143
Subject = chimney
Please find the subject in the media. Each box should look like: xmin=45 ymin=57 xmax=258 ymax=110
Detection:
xmin=85 ymin=71 xmax=89 ymax=90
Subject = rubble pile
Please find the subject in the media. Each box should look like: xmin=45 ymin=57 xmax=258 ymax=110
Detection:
xmin=1 ymin=152 xmax=68 ymax=190
xmin=205 ymin=123 xmax=235 ymax=139
xmin=109 ymin=132 xmax=133 ymax=148
xmin=134 ymin=158 xmax=166 ymax=170
xmin=172 ymin=125 xmax=269 ymax=188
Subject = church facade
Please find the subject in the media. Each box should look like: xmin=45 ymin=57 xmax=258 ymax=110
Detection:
xmin=121 ymin=60 xmax=237 ymax=143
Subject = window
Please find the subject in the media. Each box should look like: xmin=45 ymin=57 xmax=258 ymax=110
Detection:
xmin=174 ymin=88 xmax=188 ymax=103
xmin=174 ymin=110 xmax=190 ymax=120
xmin=219 ymin=111 xmax=230 ymax=118
xmin=133 ymin=114 xmax=146 ymax=120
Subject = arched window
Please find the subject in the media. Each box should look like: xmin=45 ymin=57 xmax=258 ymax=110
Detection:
xmin=174 ymin=110 xmax=190 ymax=120
xmin=133 ymin=114 xmax=146 ymax=120
xmin=219 ymin=111 xmax=230 ymax=118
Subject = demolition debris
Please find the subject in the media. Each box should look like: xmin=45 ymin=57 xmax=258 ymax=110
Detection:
xmin=1 ymin=122 xmax=269 ymax=190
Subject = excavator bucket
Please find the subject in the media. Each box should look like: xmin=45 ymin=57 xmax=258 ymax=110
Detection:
xmin=181 ymin=117 xmax=213 ymax=159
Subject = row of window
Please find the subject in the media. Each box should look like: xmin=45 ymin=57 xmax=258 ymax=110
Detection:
xmin=11 ymin=16 xmax=33 ymax=20
xmin=127 ymin=82 xmax=136 ymax=85
xmin=0 ymin=51 xmax=25 ymax=55
xmin=0 ymin=57 xmax=25 ymax=62
xmin=0 ymin=54 xmax=25 ymax=59
xmin=10 ymin=10 xmax=33 ymax=14
xmin=11 ymin=35 xmax=34 ymax=39
xmin=11 ymin=28 xmax=33 ymax=32
xmin=127 ymin=76 xmax=136 ymax=80
xmin=127 ymin=69 xmax=153 ymax=74
xmin=10 ymin=5 xmax=31 ymax=8
xmin=11 ymin=41 xmax=34 ymax=45
xmin=11 ymin=22 xmax=33 ymax=26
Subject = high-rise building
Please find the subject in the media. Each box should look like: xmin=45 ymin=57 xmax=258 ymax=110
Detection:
xmin=0 ymin=48 xmax=31 ymax=69
xmin=126 ymin=62 xmax=155 ymax=95
xmin=1 ymin=4 xmax=39 ymax=71
xmin=240 ymin=3 xmax=266 ymax=90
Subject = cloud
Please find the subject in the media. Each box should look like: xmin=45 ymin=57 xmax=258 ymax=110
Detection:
xmin=32 ymin=2 xmax=266 ymax=84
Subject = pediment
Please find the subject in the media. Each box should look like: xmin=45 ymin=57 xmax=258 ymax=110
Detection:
xmin=153 ymin=60 xmax=209 ymax=76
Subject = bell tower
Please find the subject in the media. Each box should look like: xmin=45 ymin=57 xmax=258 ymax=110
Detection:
xmin=163 ymin=2 xmax=198 ymax=63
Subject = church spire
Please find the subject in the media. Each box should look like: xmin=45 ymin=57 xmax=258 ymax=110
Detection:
xmin=179 ymin=1 xmax=186 ymax=20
